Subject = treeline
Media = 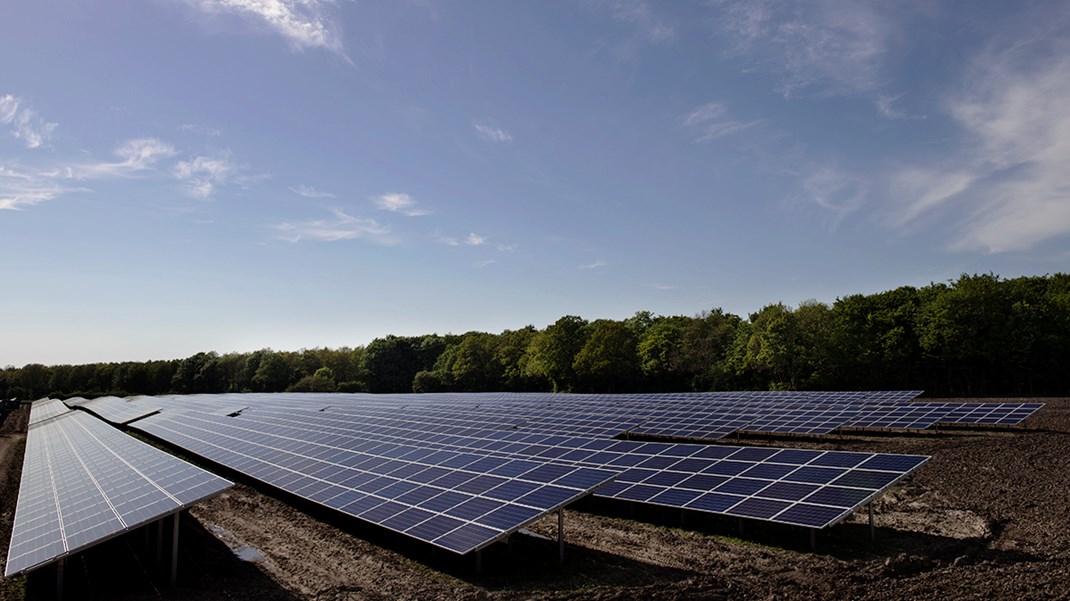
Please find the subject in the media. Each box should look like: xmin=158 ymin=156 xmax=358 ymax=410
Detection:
xmin=3 ymin=273 xmax=1069 ymax=400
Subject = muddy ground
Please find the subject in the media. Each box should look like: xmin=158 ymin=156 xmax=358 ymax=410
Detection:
xmin=2 ymin=398 xmax=1069 ymax=600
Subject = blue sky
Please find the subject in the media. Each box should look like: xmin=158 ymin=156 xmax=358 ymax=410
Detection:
xmin=3 ymin=0 xmax=1069 ymax=366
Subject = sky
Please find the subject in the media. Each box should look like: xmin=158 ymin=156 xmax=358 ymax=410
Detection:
xmin=3 ymin=0 xmax=1070 ymax=367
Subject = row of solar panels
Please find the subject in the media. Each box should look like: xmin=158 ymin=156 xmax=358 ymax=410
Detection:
xmin=6 ymin=400 xmax=231 ymax=577
xmin=9 ymin=391 xmax=1041 ymax=577
xmin=111 ymin=393 xmax=936 ymax=556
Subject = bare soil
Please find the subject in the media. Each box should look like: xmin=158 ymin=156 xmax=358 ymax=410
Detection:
xmin=4 ymin=398 xmax=1070 ymax=600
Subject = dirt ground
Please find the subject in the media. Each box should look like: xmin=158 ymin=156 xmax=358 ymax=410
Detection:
xmin=3 ymin=398 xmax=1069 ymax=600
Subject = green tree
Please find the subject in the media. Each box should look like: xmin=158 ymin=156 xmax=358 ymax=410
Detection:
xmin=573 ymin=320 xmax=640 ymax=392
xmin=526 ymin=316 xmax=590 ymax=392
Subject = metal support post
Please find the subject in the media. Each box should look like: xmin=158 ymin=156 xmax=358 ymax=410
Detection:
xmin=868 ymin=502 xmax=875 ymax=542
xmin=738 ymin=518 xmax=745 ymax=537
xmin=557 ymin=509 xmax=565 ymax=563
xmin=156 ymin=519 xmax=163 ymax=569
xmin=56 ymin=557 xmax=65 ymax=601
xmin=475 ymin=550 xmax=482 ymax=572
xmin=810 ymin=529 xmax=817 ymax=552
xmin=170 ymin=512 xmax=180 ymax=586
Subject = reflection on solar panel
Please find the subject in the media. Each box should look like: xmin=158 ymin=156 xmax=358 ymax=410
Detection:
xmin=27 ymin=398 xmax=71 ymax=426
xmin=5 ymin=404 xmax=232 ymax=577
xmin=66 ymin=395 xmax=161 ymax=425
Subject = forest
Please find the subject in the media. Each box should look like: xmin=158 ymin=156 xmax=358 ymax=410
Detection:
xmin=3 ymin=273 xmax=1068 ymax=400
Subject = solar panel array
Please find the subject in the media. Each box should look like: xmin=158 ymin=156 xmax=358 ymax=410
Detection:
xmin=132 ymin=409 xmax=616 ymax=554
xmin=64 ymin=396 xmax=161 ymax=425
xmin=112 ymin=392 xmax=940 ymax=557
xmin=5 ymin=402 xmax=232 ymax=577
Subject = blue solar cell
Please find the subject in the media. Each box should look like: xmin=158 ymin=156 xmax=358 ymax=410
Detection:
xmin=382 ymin=507 xmax=436 ymax=532
xmin=714 ymin=478 xmax=770 ymax=496
xmin=756 ymin=481 xmax=820 ymax=501
xmin=555 ymin=467 xmax=616 ymax=491
xmin=419 ymin=491 xmax=470 ymax=513
xmin=455 ymin=474 xmax=508 ymax=495
xmin=642 ymin=471 xmax=689 ymax=487
xmin=702 ymin=461 xmax=752 ymax=476
xmin=485 ymin=480 xmax=541 ymax=502
xmin=359 ymin=500 xmax=407 ymax=522
xmin=768 ymin=449 xmax=824 ymax=464
xmin=856 ymin=454 xmax=927 ymax=472
xmin=394 ymin=486 xmax=442 ymax=506
xmin=446 ymin=497 xmax=503 ymax=521
xmin=728 ymin=448 xmax=779 ymax=462
xmin=429 ymin=471 xmax=476 ymax=489
xmin=739 ymin=463 xmax=796 ymax=480
xmin=475 ymin=505 xmax=542 ymax=530
xmin=648 ymin=488 xmax=703 ymax=507
xmin=803 ymin=486 xmax=872 ymax=508
xmin=637 ymin=456 xmax=681 ymax=470
xmin=593 ymin=480 xmax=630 ymax=497
xmin=831 ymin=470 xmax=900 ymax=490
xmin=517 ymin=486 xmax=575 ymax=509
xmin=677 ymin=474 xmax=729 ymax=491
xmin=782 ymin=466 xmax=844 ymax=484
xmin=726 ymin=498 xmax=790 ymax=519
xmin=808 ymin=452 xmax=872 ymax=468
xmin=521 ymin=463 xmax=574 ymax=483
xmin=407 ymin=466 xmax=451 ymax=483
xmin=671 ymin=458 xmax=715 ymax=473
xmin=615 ymin=484 xmax=662 ymax=502
xmin=434 ymin=523 xmax=500 ymax=553
xmin=407 ymin=515 xmax=466 ymax=542
xmin=774 ymin=503 xmax=846 ymax=528
xmin=686 ymin=492 xmax=743 ymax=513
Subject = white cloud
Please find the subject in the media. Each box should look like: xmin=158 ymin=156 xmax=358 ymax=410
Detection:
xmin=189 ymin=0 xmax=347 ymax=58
xmin=465 ymin=232 xmax=486 ymax=246
xmin=475 ymin=260 xmax=497 ymax=268
xmin=606 ymin=0 xmax=676 ymax=44
xmin=801 ymin=165 xmax=867 ymax=228
xmin=886 ymin=36 xmax=1070 ymax=252
xmin=0 ymin=94 xmax=58 ymax=149
xmin=711 ymin=0 xmax=899 ymax=97
xmin=274 ymin=208 xmax=393 ymax=243
xmin=374 ymin=192 xmax=429 ymax=216
xmin=173 ymin=153 xmax=237 ymax=198
xmin=0 ymin=165 xmax=80 ymax=210
xmin=682 ymin=102 xmax=762 ymax=141
xmin=579 ymin=259 xmax=607 ymax=270
xmin=473 ymin=122 xmax=512 ymax=143
xmin=290 ymin=184 xmax=334 ymax=198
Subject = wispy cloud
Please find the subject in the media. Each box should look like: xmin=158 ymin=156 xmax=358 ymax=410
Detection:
xmin=274 ymin=208 xmax=393 ymax=243
xmin=473 ymin=122 xmax=512 ymax=143
xmin=173 ymin=153 xmax=237 ymax=198
xmin=683 ymin=102 xmax=762 ymax=141
xmin=605 ymin=0 xmax=676 ymax=44
xmin=0 ymin=95 xmax=58 ymax=149
xmin=188 ymin=0 xmax=348 ymax=59
xmin=800 ymin=165 xmax=867 ymax=228
xmin=475 ymin=260 xmax=497 ymax=268
xmin=374 ymin=192 xmax=429 ymax=216
xmin=290 ymin=184 xmax=335 ymax=198
xmin=465 ymin=232 xmax=486 ymax=246
xmin=886 ymin=33 xmax=1070 ymax=252
xmin=710 ymin=0 xmax=900 ymax=97
xmin=0 ymin=164 xmax=81 ymax=210
xmin=579 ymin=259 xmax=607 ymax=270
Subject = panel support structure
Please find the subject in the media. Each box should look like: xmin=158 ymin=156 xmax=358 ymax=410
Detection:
xmin=557 ymin=509 xmax=565 ymax=563
xmin=868 ymin=502 xmax=875 ymax=542
xmin=170 ymin=512 xmax=180 ymax=586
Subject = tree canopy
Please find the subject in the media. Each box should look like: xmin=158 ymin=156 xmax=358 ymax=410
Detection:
xmin=4 ymin=273 xmax=1068 ymax=400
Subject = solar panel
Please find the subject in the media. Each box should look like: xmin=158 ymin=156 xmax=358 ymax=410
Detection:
xmin=27 ymin=398 xmax=72 ymax=426
xmin=5 ymin=404 xmax=232 ymax=577
xmin=131 ymin=409 xmax=617 ymax=555
xmin=68 ymin=395 xmax=161 ymax=425
xmin=124 ymin=394 xmax=931 ymax=538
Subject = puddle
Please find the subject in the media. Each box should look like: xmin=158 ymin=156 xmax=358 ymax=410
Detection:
xmin=234 ymin=546 xmax=266 ymax=562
